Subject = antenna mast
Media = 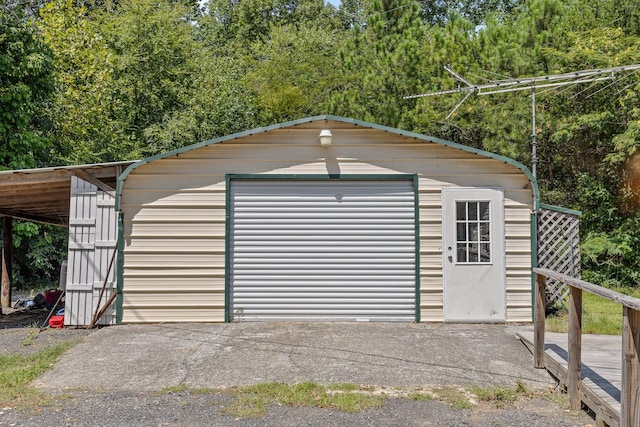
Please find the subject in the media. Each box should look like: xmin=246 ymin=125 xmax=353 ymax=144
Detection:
xmin=405 ymin=64 xmax=640 ymax=178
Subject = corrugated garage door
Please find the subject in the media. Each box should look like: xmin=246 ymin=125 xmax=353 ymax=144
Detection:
xmin=229 ymin=179 xmax=416 ymax=321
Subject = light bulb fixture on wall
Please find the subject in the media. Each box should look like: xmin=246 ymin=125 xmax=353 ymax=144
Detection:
xmin=319 ymin=129 xmax=332 ymax=146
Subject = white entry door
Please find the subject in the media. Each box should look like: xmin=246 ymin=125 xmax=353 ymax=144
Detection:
xmin=443 ymin=188 xmax=505 ymax=322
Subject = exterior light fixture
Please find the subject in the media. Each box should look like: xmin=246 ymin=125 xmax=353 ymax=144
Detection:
xmin=319 ymin=129 xmax=332 ymax=146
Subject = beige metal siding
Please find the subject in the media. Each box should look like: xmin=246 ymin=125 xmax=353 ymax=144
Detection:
xmin=121 ymin=182 xmax=226 ymax=322
xmin=120 ymin=122 xmax=534 ymax=323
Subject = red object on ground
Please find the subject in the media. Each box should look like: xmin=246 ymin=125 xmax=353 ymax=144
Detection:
xmin=44 ymin=289 xmax=63 ymax=305
xmin=49 ymin=315 xmax=64 ymax=328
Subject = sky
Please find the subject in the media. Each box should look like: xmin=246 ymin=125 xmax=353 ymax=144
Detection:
xmin=326 ymin=0 xmax=341 ymax=7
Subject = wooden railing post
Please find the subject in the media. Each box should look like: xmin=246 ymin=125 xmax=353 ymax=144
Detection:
xmin=568 ymin=286 xmax=582 ymax=410
xmin=533 ymin=267 xmax=640 ymax=424
xmin=621 ymin=306 xmax=640 ymax=427
xmin=534 ymin=273 xmax=546 ymax=368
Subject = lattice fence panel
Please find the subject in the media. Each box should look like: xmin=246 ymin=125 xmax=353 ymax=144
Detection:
xmin=538 ymin=207 xmax=581 ymax=308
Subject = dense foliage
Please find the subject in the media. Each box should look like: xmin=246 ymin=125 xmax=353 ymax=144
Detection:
xmin=1 ymin=0 xmax=639 ymax=289
xmin=0 ymin=2 xmax=53 ymax=169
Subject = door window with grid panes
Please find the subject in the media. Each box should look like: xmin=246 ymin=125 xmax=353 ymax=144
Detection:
xmin=455 ymin=201 xmax=491 ymax=263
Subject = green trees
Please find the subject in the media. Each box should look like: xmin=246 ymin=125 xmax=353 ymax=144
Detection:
xmin=243 ymin=21 xmax=343 ymax=123
xmin=200 ymin=0 xmax=343 ymax=127
xmin=420 ymin=0 xmax=521 ymax=26
xmin=10 ymin=222 xmax=67 ymax=289
xmin=330 ymin=0 xmax=426 ymax=127
xmin=98 ymin=0 xmax=198 ymax=158
xmin=0 ymin=2 xmax=54 ymax=169
xmin=39 ymin=0 xmax=115 ymax=164
xmin=536 ymin=3 xmax=640 ymax=288
xmin=1 ymin=2 xmax=64 ymax=291
xmin=41 ymin=0 xmax=206 ymax=161
xmin=0 ymin=0 xmax=637 ymax=289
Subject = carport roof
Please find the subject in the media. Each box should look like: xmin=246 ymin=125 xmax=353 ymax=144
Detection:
xmin=0 ymin=161 xmax=136 ymax=226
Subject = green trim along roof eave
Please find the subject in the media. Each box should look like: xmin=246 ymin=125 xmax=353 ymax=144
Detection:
xmin=114 ymin=115 xmax=540 ymax=210
xmin=539 ymin=203 xmax=582 ymax=216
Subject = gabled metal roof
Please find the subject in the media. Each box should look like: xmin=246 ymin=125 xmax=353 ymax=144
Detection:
xmin=0 ymin=161 xmax=136 ymax=226
xmin=117 ymin=115 xmax=539 ymax=209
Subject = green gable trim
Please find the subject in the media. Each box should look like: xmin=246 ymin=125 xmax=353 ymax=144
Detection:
xmin=413 ymin=174 xmax=421 ymax=323
xmin=224 ymin=174 xmax=232 ymax=323
xmin=115 ymin=115 xmax=540 ymax=210
xmin=116 ymin=212 xmax=125 ymax=323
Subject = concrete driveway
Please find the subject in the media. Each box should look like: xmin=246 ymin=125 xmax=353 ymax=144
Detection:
xmin=36 ymin=322 xmax=551 ymax=392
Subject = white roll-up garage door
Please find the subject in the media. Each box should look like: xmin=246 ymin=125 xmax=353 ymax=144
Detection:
xmin=229 ymin=179 xmax=417 ymax=321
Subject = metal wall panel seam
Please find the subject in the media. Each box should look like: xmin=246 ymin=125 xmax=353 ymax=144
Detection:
xmin=224 ymin=174 xmax=231 ymax=323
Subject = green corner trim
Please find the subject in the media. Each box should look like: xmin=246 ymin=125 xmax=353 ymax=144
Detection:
xmin=224 ymin=174 xmax=231 ymax=323
xmin=116 ymin=212 xmax=124 ymax=323
xmin=530 ymin=211 xmax=538 ymax=322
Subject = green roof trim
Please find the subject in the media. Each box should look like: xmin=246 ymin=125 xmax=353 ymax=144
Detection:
xmin=115 ymin=115 xmax=540 ymax=210
xmin=539 ymin=203 xmax=582 ymax=216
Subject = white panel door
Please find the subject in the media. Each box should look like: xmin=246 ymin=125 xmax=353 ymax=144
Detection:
xmin=443 ymin=188 xmax=505 ymax=322
xmin=230 ymin=179 xmax=416 ymax=321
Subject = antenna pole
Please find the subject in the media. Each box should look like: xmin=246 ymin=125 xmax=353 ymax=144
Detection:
xmin=405 ymin=63 xmax=640 ymax=178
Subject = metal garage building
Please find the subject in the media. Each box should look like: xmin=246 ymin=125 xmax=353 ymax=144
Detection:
xmin=116 ymin=116 xmax=539 ymax=323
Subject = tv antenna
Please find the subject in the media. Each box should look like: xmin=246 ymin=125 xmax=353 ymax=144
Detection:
xmin=405 ymin=64 xmax=640 ymax=178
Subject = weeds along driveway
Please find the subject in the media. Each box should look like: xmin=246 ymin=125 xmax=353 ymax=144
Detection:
xmin=34 ymin=322 xmax=551 ymax=392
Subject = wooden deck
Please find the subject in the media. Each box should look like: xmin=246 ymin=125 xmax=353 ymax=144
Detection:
xmin=518 ymin=328 xmax=622 ymax=427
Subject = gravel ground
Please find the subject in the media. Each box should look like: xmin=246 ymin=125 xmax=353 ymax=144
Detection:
xmin=0 ymin=388 xmax=593 ymax=427
xmin=0 ymin=324 xmax=595 ymax=426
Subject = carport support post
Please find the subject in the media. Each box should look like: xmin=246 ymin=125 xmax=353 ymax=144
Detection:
xmin=1 ymin=217 xmax=13 ymax=311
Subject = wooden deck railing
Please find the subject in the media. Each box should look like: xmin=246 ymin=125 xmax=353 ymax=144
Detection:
xmin=533 ymin=267 xmax=640 ymax=427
